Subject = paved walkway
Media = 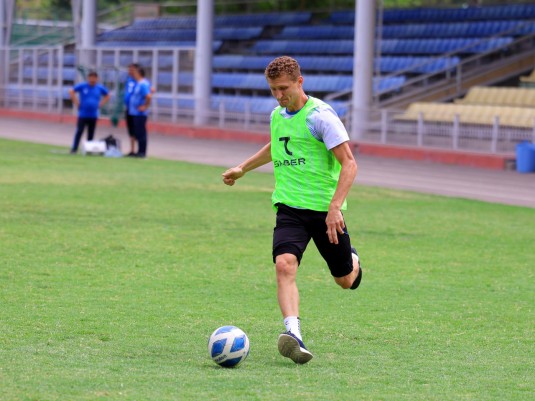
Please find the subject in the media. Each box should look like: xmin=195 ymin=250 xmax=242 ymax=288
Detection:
xmin=1 ymin=116 xmax=534 ymax=208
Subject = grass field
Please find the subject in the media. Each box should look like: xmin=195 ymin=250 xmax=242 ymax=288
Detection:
xmin=0 ymin=138 xmax=533 ymax=401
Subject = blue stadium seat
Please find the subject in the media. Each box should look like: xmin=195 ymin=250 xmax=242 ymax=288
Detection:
xmin=96 ymin=41 xmax=222 ymax=52
xmin=332 ymin=4 xmax=535 ymax=24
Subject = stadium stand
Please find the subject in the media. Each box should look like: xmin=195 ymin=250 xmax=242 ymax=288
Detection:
xmin=275 ymin=21 xmax=535 ymax=40
xmin=249 ymin=37 xmax=514 ymax=55
xmin=5 ymin=3 xmax=535 ymax=149
xmin=520 ymin=68 xmax=535 ymax=87
xmin=397 ymin=102 xmax=535 ymax=129
xmin=212 ymin=54 xmax=460 ymax=74
xmin=329 ymin=4 xmax=535 ymax=23
xmin=455 ymin=86 xmax=535 ymax=108
xmin=91 ymin=3 xmax=533 ymax=107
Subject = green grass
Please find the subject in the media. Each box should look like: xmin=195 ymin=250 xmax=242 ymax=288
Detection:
xmin=0 ymin=138 xmax=533 ymax=401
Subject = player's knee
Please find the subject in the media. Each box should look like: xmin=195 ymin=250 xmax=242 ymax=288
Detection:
xmin=275 ymin=254 xmax=298 ymax=278
xmin=334 ymin=275 xmax=353 ymax=289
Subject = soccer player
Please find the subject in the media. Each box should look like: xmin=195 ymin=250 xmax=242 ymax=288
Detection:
xmin=69 ymin=71 xmax=110 ymax=154
xmin=222 ymin=56 xmax=363 ymax=364
xmin=128 ymin=67 xmax=152 ymax=158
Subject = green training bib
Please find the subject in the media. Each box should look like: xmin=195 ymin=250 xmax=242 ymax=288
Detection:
xmin=270 ymin=97 xmax=345 ymax=212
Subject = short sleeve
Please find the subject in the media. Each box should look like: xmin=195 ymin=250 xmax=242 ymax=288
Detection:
xmin=308 ymin=105 xmax=350 ymax=150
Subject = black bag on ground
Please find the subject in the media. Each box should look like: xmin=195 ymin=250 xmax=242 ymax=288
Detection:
xmin=102 ymin=135 xmax=119 ymax=149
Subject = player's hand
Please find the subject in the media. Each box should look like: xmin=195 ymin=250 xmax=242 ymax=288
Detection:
xmin=326 ymin=209 xmax=345 ymax=244
xmin=222 ymin=167 xmax=244 ymax=186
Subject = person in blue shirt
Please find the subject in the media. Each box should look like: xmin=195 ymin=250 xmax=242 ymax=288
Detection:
xmin=124 ymin=63 xmax=139 ymax=156
xmin=69 ymin=71 xmax=110 ymax=154
xmin=128 ymin=67 xmax=152 ymax=158
xmin=124 ymin=63 xmax=155 ymax=156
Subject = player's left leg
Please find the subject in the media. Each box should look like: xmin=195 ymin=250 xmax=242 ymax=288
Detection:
xmin=311 ymin=217 xmax=362 ymax=290
xmin=71 ymin=117 xmax=86 ymax=153
xmin=134 ymin=115 xmax=148 ymax=157
xmin=86 ymin=118 xmax=97 ymax=141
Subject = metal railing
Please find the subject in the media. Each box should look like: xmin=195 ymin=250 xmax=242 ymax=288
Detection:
xmin=380 ymin=27 xmax=535 ymax=108
xmin=326 ymin=21 xmax=535 ymax=106
xmin=2 ymin=44 xmax=533 ymax=155
xmin=342 ymin=106 xmax=534 ymax=154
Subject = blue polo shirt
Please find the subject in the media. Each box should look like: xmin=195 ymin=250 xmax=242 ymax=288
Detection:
xmin=128 ymin=79 xmax=151 ymax=117
xmin=124 ymin=76 xmax=152 ymax=108
xmin=124 ymin=76 xmax=137 ymax=107
xmin=73 ymin=82 xmax=109 ymax=118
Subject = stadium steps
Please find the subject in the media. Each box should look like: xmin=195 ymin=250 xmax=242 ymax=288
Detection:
xmin=397 ymin=102 xmax=535 ymax=129
xmin=380 ymin=47 xmax=535 ymax=109
xmin=520 ymin=68 xmax=535 ymax=87
xmin=455 ymin=86 xmax=535 ymax=108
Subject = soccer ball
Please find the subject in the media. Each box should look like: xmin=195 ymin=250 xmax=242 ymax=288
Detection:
xmin=208 ymin=326 xmax=250 ymax=368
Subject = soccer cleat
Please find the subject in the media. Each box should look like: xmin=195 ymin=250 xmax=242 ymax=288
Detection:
xmin=350 ymin=246 xmax=363 ymax=290
xmin=277 ymin=331 xmax=313 ymax=364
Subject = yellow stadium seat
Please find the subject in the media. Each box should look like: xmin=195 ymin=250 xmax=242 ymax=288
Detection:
xmin=520 ymin=69 xmax=535 ymax=83
xmin=399 ymin=102 xmax=535 ymax=128
xmin=455 ymin=86 xmax=535 ymax=108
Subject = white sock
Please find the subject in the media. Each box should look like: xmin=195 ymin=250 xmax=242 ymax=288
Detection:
xmin=284 ymin=316 xmax=302 ymax=341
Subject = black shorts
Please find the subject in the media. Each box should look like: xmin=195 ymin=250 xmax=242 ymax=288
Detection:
xmin=272 ymin=203 xmax=354 ymax=278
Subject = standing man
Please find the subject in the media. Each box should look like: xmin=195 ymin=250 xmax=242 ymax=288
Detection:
xmin=124 ymin=63 xmax=155 ymax=156
xmin=222 ymin=56 xmax=363 ymax=365
xmin=69 ymin=71 xmax=110 ymax=154
xmin=128 ymin=67 xmax=151 ymax=158
xmin=124 ymin=63 xmax=138 ymax=156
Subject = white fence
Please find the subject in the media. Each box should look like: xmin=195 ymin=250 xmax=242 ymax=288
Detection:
xmin=1 ymin=45 xmax=533 ymax=154
xmin=343 ymin=108 xmax=535 ymax=154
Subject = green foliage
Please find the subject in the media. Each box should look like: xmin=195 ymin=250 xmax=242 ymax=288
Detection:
xmin=0 ymin=138 xmax=533 ymax=400
xmin=16 ymin=0 xmax=468 ymax=21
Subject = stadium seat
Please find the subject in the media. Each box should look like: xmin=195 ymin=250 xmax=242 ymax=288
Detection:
xmin=456 ymin=86 xmax=535 ymax=108
xmin=520 ymin=69 xmax=535 ymax=84
xmin=398 ymin=102 xmax=535 ymax=128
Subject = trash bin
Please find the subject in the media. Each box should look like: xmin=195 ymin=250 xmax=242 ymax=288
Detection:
xmin=516 ymin=141 xmax=535 ymax=173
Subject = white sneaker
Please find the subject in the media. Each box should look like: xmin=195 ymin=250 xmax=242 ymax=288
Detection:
xmin=277 ymin=331 xmax=313 ymax=364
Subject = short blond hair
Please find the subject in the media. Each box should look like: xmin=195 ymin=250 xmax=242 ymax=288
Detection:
xmin=264 ymin=56 xmax=301 ymax=81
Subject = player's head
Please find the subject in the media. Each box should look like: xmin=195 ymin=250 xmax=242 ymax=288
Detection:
xmin=131 ymin=66 xmax=145 ymax=80
xmin=264 ymin=56 xmax=305 ymax=112
xmin=128 ymin=63 xmax=140 ymax=77
xmin=87 ymin=71 xmax=98 ymax=85
xmin=265 ymin=56 xmax=301 ymax=81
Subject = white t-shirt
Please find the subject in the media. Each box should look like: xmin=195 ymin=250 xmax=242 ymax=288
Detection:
xmin=270 ymin=99 xmax=350 ymax=150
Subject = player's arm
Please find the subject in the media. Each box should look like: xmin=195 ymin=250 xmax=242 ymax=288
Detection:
xmin=69 ymin=88 xmax=79 ymax=108
xmin=222 ymin=142 xmax=272 ymax=186
xmin=326 ymin=142 xmax=357 ymax=244
xmin=138 ymin=88 xmax=152 ymax=111
xmin=99 ymin=91 xmax=110 ymax=108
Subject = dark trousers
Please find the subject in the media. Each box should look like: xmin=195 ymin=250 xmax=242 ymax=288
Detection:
xmin=71 ymin=117 xmax=97 ymax=151
xmin=125 ymin=111 xmax=135 ymax=138
xmin=132 ymin=115 xmax=148 ymax=156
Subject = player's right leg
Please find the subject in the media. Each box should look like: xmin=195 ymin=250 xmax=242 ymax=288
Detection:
xmin=126 ymin=112 xmax=136 ymax=156
xmin=71 ymin=117 xmax=86 ymax=153
xmin=86 ymin=118 xmax=97 ymax=141
xmin=273 ymin=204 xmax=314 ymax=364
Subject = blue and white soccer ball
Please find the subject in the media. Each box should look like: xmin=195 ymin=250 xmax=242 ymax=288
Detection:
xmin=208 ymin=326 xmax=250 ymax=368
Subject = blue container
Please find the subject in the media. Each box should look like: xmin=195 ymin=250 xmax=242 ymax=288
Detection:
xmin=516 ymin=141 xmax=535 ymax=173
